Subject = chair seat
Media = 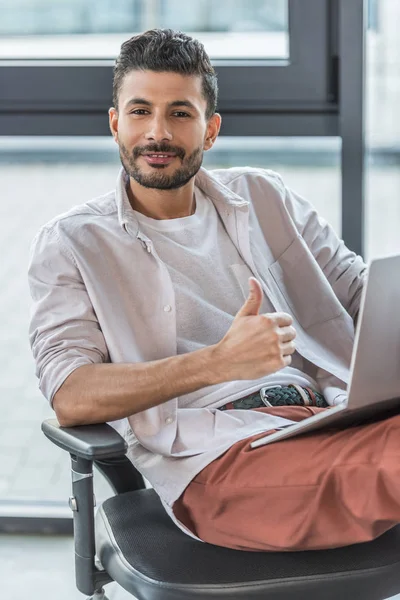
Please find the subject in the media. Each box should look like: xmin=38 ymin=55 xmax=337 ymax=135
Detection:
xmin=95 ymin=489 xmax=400 ymax=600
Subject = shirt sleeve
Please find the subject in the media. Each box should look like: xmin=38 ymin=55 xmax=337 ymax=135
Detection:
xmin=28 ymin=224 xmax=110 ymax=406
xmin=278 ymin=176 xmax=367 ymax=323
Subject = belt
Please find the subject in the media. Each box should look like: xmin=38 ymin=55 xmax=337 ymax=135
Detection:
xmin=218 ymin=384 xmax=328 ymax=411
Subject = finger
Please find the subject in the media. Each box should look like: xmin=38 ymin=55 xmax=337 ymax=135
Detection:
xmin=279 ymin=326 xmax=297 ymax=343
xmin=281 ymin=340 xmax=296 ymax=356
xmin=236 ymin=277 xmax=263 ymax=318
xmin=282 ymin=355 xmax=293 ymax=367
xmin=267 ymin=312 xmax=293 ymax=327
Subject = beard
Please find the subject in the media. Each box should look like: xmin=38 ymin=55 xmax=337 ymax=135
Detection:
xmin=119 ymin=141 xmax=203 ymax=190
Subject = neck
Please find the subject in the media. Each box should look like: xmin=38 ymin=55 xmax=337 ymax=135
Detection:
xmin=127 ymin=177 xmax=196 ymax=220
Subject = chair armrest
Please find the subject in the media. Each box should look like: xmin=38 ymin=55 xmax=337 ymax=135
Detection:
xmin=42 ymin=418 xmax=127 ymax=460
xmin=41 ymin=418 xmax=130 ymax=595
xmin=42 ymin=418 xmax=145 ymax=493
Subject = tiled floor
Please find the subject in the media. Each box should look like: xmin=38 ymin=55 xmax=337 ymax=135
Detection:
xmin=1 ymin=533 xmax=132 ymax=600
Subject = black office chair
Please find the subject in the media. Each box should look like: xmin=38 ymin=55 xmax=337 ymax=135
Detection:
xmin=42 ymin=418 xmax=400 ymax=600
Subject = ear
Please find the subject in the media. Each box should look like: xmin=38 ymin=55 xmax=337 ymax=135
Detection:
xmin=203 ymin=113 xmax=222 ymax=151
xmin=109 ymin=107 xmax=119 ymax=143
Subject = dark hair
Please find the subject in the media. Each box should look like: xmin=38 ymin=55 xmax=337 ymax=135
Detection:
xmin=113 ymin=29 xmax=218 ymax=119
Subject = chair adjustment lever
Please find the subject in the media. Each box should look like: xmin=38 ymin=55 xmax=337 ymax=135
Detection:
xmin=68 ymin=493 xmax=96 ymax=512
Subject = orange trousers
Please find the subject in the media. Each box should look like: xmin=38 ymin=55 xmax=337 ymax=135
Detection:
xmin=173 ymin=406 xmax=400 ymax=551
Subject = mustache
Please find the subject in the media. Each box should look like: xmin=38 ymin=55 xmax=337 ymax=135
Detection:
xmin=132 ymin=144 xmax=186 ymax=160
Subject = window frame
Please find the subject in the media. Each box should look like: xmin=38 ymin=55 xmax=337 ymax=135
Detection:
xmin=0 ymin=0 xmax=337 ymax=137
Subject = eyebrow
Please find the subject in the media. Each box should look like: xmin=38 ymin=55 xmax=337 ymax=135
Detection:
xmin=125 ymin=98 xmax=198 ymax=111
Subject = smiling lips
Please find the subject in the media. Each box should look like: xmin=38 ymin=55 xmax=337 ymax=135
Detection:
xmin=142 ymin=153 xmax=177 ymax=165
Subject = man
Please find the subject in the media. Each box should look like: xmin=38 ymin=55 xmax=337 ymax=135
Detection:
xmin=28 ymin=29 xmax=400 ymax=552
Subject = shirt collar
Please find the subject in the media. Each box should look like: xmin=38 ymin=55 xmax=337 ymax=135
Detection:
xmin=115 ymin=168 xmax=136 ymax=230
xmin=194 ymin=167 xmax=249 ymax=208
xmin=114 ymin=166 xmax=249 ymax=235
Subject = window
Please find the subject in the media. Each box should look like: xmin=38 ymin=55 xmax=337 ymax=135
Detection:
xmin=365 ymin=0 xmax=400 ymax=260
xmin=1 ymin=0 xmax=371 ymax=532
xmin=0 ymin=0 xmax=289 ymax=59
xmin=0 ymin=0 xmax=333 ymax=137
xmin=0 ymin=134 xmax=340 ymax=519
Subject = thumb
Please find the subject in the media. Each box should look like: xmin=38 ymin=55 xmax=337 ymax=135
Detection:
xmin=236 ymin=277 xmax=263 ymax=318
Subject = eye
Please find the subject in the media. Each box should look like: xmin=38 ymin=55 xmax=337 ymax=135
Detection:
xmin=129 ymin=109 xmax=149 ymax=115
xmin=173 ymin=111 xmax=190 ymax=118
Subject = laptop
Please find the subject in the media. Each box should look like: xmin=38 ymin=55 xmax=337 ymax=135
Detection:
xmin=250 ymin=254 xmax=400 ymax=449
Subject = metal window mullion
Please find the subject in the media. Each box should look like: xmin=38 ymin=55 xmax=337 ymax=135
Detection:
xmin=339 ymin=0 xmax=367 ymax=256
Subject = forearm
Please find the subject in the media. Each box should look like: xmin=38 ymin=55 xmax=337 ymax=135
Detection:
xmin=53 ymin=344 xmax=222 ymax=427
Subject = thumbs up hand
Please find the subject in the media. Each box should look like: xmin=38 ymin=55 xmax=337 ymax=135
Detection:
xmin=235 ymin=276 xmax=264 ymax=318
xmin=211 ymin=277 xmax=297 ymax=383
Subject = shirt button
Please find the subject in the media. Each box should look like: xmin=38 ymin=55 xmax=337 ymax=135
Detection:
xmin=163 ymin=305 xmax=172 ymax=312
xmin=165 ymin=416 xmax=174 ymax=425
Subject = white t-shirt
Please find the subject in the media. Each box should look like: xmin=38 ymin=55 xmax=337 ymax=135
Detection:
xmin=133 ymin=186 xmax=321 ymax=410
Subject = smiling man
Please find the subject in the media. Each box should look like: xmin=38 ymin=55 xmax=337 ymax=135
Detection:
xmin=109 ymin=57 xmax=220 ymax=218
xmin=28 ymin=29 xmax=400 ymax=553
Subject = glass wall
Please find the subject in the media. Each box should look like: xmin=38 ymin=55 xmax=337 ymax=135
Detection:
xmin=2 ymin=0 xmax=396 ymax=531
xmin=0 ymin=134 xmax=340 ymax=511
xmin=365 ymin=0 xmax=400 ymax=260
xmin=2 ymin=0 xmax=335 ymax=529
xmin=0 ymin=0 xmax=289 ymax=59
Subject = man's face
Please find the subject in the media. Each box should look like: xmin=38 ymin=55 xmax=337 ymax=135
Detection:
xmin=109 ymin=70 xmax=220 ymax=190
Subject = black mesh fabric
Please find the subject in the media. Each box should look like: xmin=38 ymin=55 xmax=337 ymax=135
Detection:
xmin=100 ymin=489 xmax=400 ymax=586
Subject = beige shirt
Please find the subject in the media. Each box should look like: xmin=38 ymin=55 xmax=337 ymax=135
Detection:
xmin=28 ymin=166 xmax=367 ymax=539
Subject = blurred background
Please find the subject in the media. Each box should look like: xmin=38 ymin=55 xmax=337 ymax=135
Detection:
xmin=1 ymin=1 xmax=400 ymax=598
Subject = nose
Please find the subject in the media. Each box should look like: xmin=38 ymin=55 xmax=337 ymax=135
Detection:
xmin=144 ymin=115 xmax=173 ymax=143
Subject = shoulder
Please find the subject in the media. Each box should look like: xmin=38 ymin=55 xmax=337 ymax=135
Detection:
xmin=207 ymin=166 xmax=286 ymax=197
xmin=29 ymin=190 xmax=117 ymax=261
xmin=40 ymin=189 xmax=116 ymax=231
xmin=32 ymin=190 xmax=116 ymax=240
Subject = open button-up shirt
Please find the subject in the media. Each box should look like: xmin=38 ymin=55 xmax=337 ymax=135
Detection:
xmin=28 ymin=166 xmax=367 ymax=538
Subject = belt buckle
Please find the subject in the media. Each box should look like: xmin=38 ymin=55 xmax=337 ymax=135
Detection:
xmin=259 ymin=386 xmax=275 ymax=407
